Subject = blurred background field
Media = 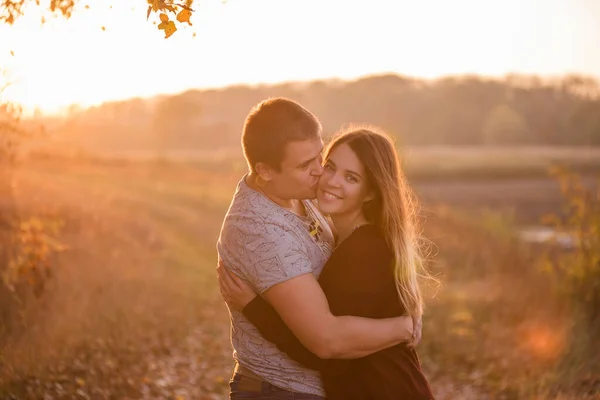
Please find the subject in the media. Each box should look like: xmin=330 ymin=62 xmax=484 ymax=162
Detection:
xmin=1 ymin=139 xmax=599 ymax=399
xmin=1 ymin=2 xmax=600 ymax=397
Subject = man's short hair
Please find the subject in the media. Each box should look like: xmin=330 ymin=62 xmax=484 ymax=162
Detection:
xmin=242 ymin=97 xmax=322 ymax=172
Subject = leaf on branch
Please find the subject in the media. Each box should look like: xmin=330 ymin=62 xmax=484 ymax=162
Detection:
xmin=158 ymin=19 xmax=177 ymax=38
xmin=175 ymin=3 xmax=194 ymax=12
xmin=150 ymin=0 xmax=167 ymax=12
xmin=176 ymin=9 xmax=192 ymax=25
xmin=145 ymin=0 xmax=195 ymax=37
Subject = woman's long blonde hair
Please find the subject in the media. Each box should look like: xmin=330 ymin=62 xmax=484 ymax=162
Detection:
xmin=323 ymin=126 xmax=436 ymax=317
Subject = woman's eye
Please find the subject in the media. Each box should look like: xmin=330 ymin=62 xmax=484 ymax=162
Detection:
xmin=346 ymin=175 xmax=357 ymax=183
xmin=324 ymin=163 xmax=334 ymax=171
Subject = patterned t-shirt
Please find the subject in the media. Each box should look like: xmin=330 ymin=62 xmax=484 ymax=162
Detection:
xmin=217 ymin=176 xmax=334 ymax=396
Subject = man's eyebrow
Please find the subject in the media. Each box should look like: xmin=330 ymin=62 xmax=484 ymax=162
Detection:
xmin=297 ymin=153 xmax=321 ymax=167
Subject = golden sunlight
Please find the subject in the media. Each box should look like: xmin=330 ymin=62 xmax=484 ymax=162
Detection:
xmin=1 ymin=0 xmax=599 ymax=115
xmin=2 ymin=1 xmax=600 ymax=398
xmin=522 ymin=322 xmax=567 ymax=362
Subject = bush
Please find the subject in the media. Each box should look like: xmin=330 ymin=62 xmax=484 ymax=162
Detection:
xmin=543 ymin=166 xmax=600 ymax=332
xmin=0 ymin=81 xmax=64 ymax=343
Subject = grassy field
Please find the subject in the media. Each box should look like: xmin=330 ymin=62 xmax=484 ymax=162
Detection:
xmin=0 ymin=156 xmax=599 ymax=399
xmin=27 ymin=145 xmax=600 ymax=180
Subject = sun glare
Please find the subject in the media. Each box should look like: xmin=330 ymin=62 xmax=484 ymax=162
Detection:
xmin=0 ymin=0 xmax=206 ymax=115
xmin=522 ymin=322 xmax=567 ymax=362
xmin=1 ymin=0 xmax=599 ymax=116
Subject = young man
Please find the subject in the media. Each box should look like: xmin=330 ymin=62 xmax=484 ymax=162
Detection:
xmin=216 ymin=98 xmax=414 ymax=399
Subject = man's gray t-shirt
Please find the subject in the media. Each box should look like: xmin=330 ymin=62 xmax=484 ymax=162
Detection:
xmin=217 ymin=176 xmax=334 ymax=396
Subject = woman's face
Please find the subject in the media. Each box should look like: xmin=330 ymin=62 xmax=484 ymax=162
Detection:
xmin=317 ymin=143 xmax=373 ymax=216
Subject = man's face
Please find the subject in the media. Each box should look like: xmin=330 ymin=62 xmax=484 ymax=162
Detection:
xmin=269 ymin=138 xmax=324 ymax=200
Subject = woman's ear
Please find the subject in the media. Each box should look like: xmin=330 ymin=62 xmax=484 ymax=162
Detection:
xmin=363 ymin=191 xmax=376 ymax=203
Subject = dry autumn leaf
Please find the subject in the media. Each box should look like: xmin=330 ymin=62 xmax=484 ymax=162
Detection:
xmin=176 ymin=9 xmax=192 ymax=25
xmin=150 ymin=0 xmax=165 ymax=12
xmin=145 ymin=0 xmax=195 ymax=38
xmin=158 ymin=20 xmax=177 ymax=38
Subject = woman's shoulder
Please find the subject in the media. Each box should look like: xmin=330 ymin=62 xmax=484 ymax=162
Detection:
xmin=339 ymin=224 xmax=392 ymax=259
xmin=351 ymin=224 xmax=386 ymax=242
xmin=332 ymin=225 xmax=395 ymax=282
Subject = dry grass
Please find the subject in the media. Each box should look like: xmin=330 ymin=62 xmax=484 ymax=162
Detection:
xmin=0 ymin=158 xmax=598 ymax=399
xmin=1 ymin=160 xmax=236 ymax=399
xmin=24 ymin=145 xmax=600 ymax=181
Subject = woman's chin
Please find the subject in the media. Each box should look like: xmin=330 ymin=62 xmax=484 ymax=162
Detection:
xmin=317 ymin=198 xmax=338 ymax=215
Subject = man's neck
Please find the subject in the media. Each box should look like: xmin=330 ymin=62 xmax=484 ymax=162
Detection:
xmin=246 ymin=173 xmax=305 ymax=216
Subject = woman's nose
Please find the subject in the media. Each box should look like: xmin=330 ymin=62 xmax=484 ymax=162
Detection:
xmin=327 ymin=173 xmax=342 ymax=187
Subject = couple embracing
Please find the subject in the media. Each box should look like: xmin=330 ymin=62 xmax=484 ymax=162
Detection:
xmin=216 ymin=97 xmax=435 ymax=400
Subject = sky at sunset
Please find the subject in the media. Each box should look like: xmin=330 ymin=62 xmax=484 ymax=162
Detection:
xmin=1 ymin=0 xmax=600 ymax=115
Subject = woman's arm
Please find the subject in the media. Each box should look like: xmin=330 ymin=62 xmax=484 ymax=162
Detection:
xmin=243 ymin=295 xmax=349 ymax=375
xmin=218 ymin=264 xmax=413 ymax=359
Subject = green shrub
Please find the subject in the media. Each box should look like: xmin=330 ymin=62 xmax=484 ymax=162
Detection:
xmin=544 ymin=166 xmax=600 ymax=331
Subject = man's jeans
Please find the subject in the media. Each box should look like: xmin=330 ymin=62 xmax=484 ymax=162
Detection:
xmin=229 ymin=372 xmax=325 ymax=400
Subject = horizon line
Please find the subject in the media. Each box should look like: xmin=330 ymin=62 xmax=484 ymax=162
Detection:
xmin=21 ymin=69 xmax=600 ymax=119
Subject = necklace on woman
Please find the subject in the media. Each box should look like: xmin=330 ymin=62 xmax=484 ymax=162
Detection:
xmin=334 ymin=223 xmax=369 ymax=250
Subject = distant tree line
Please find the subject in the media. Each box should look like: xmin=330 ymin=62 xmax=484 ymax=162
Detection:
xmin=41 ymin=73 xmax=600 ymax=153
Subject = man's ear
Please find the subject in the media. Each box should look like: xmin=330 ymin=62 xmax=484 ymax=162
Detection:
xmin=255 ymin=162 xmax=274 ymax=182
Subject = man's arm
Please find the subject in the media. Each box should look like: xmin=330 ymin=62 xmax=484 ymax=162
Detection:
xmin=261 ymin=273 xmax=412 ymax=359
xmin=243 ymin=295 xmax=349 ymax=375
xmin=218 ymin=221 xmax=412 ymax=360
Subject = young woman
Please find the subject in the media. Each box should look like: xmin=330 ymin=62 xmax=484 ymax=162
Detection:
xmin=219 ymin=126 xmax=435 ymax=399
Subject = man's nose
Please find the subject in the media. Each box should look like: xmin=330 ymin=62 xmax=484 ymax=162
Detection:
xmin=312 ymin=162 xmax=324 ymax=176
